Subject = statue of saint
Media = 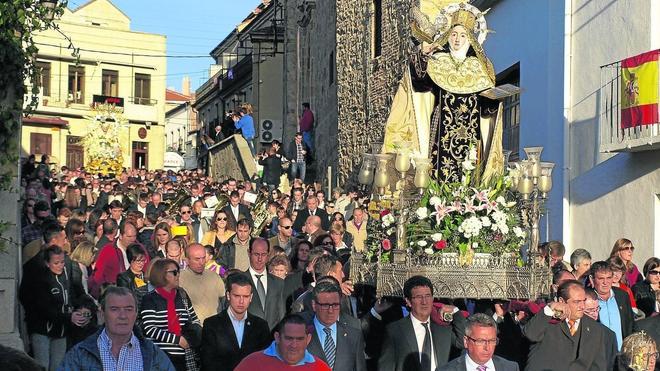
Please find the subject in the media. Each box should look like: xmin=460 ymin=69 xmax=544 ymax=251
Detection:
xmin=383 ymin=0 xmax=505 ymax=185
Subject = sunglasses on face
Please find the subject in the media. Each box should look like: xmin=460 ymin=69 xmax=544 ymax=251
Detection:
xmin=166 ymin=269 xmax=179 ymax=276
xmin=622 ymin=246 xmax=635 ymax=251
xmin=280 ymin=225 xmax=292 ymax=229
xmin=181 ymin=210 xmax=191 ymax=214
xmin=216 ymin=217 xmax=227 ymax=221
xmin=648 ymin=270 xmax=660 ymax=276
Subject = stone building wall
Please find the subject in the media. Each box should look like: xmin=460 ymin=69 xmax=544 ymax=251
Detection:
xmin=335 ymin=0 xmax=413 ymax=185
xmin=283 ymin=0 xmax=338 ymax=186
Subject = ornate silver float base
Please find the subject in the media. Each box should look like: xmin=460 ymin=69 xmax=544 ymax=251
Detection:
xmin=350 ymin=252 xmax=551 ymax=300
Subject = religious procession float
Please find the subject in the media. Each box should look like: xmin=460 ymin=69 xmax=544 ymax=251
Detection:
xmin=350 ymin=0 xmax=552 ymax=300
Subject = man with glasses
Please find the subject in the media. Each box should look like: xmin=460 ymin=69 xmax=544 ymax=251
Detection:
xmin=269 ymin=216 xmax=297 ymax=257
xmin=177 ymin=204 xmax=200 ymax=242
xmin=584 ymin=289 xmax=618 ymax=369
xmin=307 ymin=280 xmax=366 ymax=371
xmin=379 ymin=275 xmax=466 ymax=371
xmin=524 ymin=280 xmax=615 ymax=370
xmin=244 ymin=238 xmax=286 ymax=330
xmin=589 ymin=260 xmax=634 ymax=350
xmin=439 ymin=313 xmax=518 ymax=371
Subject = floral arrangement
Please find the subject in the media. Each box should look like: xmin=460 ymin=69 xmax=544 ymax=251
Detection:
xmin=363 ymin=147 xmax=526 ymax=266
xmin=407 ymin=148 xmax=525 ymax=263
xmin=80 ymin=104 xmax=125 ymax=175
xmin=364 ymin=208 xmax=397 ymax=263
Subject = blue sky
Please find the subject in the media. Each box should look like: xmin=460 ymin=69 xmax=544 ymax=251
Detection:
xmin=68 ymin=0 xmax=260 ymax=92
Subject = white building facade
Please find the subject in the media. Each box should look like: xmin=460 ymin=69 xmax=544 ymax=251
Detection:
xmin=480 ymin=0 xmax=660 ymax=265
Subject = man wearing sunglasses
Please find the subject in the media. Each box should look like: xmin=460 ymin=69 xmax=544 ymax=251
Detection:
xmin=177 ymin=204 xmax=201 ymax=242
xmin=307 ymin=280 xmax=366 ymax=371
xmin=439 ymin=313 xmax=518 ymax=371
xmin=268 ymin=217 xmax=297 ymax=257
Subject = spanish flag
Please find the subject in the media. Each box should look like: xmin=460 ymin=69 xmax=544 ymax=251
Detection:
xmin=621 ymin=50 xmax=660 ymax=129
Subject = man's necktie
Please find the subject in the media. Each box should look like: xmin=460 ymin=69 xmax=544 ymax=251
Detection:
xmin=421 ymin=322 xmax=432 ymax=371
xmin=323 ymin=327 xmax=336 ymax=369
xmin=255 ymin=274 xmax=266 ymax=311
xmin=568 ymin=319 xmax=577 ymax=335
xmin=477 ymin=365 xmax=488 ymax=371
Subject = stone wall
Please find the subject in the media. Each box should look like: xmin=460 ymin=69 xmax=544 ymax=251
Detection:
xmin=335 ymin=0 xmax=413 ymax=185
xmin=283 ymin=0 xmax=338 ymax=186
xmin=283 ymin=0 xmax=414 ymax=186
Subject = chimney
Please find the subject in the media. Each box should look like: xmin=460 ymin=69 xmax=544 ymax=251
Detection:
xmin=182 ymin=76 xmax=191 ymax=97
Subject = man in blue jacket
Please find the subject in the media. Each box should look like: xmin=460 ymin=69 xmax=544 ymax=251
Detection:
xmin=234 ymin=107 xmax=256 ymax=157
xmin=58 ymin=286 xmax=174 ymax=371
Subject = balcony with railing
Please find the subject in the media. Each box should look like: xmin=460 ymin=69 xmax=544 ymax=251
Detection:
xmin=599 ymin=54 xmax=660 ymax=153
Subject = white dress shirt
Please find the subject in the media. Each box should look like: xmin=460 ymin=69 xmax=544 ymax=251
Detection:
xmin=231 ymin=205 xmax=240 ymax=221
xmin=465 ymin=354 xmax=496 ymax=370
xmin=410 ymin=314 xmax=436 ymax=371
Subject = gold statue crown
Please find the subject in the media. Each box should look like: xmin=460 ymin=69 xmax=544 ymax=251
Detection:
xmin=419 ymin=0 xmax=467 ymax=22
xmin=451 ymin=8 xmax=477 ymax=31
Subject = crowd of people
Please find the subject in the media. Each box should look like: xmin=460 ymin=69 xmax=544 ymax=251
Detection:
xmin=15 ymin=151 xmax=660 ymax=371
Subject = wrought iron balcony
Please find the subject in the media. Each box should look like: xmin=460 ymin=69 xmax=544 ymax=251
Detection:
xmin=599 ymin=59 xmax=660 ymax=153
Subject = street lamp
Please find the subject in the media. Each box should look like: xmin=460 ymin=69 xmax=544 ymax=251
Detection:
xmin=40 ymin=0 xmax=59 ymax=21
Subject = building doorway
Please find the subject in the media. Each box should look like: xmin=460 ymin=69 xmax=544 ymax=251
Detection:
xmin=132 ymin=141 xmax=148 ymax=169
xmin=66 ymin=136 xmax=84 ymax=170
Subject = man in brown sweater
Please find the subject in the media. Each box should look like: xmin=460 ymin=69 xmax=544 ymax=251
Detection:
xmin=179 ymin=243 xmax=225 ymax=325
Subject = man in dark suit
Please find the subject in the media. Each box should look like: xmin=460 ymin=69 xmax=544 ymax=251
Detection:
xmin=307 ymin=279 xmax=367 ymax=371
xmin=244 ymin=237 xmax=286 ymax=329
xmin=378 ymin=275 xmax=466 ymax=371
xmin=439 ymin=313 xmax=518 ymax=371
xmin=175 ymin=203 xmax=201 ymax=242
xmin=293 ymin=196 xmax=330 ymax=233
xmin=523 ymin=280 xmax=616 ymax=371
xmin=584 ymin=288 xmax=618 ymax=369
xmin=201 ymin=273 xmax=271 ymax=371
xmin=589 ymin=261 xmax=634 ymax=349
xmin=222 ymin=190 xmax=252 ymax=230
xmin=145 ymin=192 xmax=167 ymax=217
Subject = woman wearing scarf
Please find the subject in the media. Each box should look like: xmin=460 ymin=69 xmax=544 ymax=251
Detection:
xmin=141 ymin=258 xmax=200 ymax=370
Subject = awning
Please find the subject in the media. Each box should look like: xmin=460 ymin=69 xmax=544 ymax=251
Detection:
xmin=22 ymin=116 xmax=69 ymax=127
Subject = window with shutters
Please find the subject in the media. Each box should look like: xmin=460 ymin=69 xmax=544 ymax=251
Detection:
xmin=68 ymin=65 xmax=85 ymax=103
xmin=102 ymin=69 xmax=118 ymax=96
xmin=36 ymin=62 xmax=51 ymax=96
xmin=134 ymin=73 xmax=151 ymax=105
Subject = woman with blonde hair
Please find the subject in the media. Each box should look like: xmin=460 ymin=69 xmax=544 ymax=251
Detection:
xmin=70 ymin=240 xmax=95 ymax=294
xmin=611 ymin=238 xmax=643 ymax=287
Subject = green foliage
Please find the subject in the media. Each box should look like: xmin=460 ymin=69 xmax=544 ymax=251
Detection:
xmin=0 ymin=0 xmax=69 ymax=252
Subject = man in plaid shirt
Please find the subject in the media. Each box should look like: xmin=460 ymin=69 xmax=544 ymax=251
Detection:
xmin=287 ymin=132 xmax=309 ymax=183
xmin=58 ymin=286 xmax=174 ymax=371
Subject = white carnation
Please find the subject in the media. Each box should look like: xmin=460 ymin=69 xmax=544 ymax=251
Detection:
xmin=513 ymin=226 xmax=526 ymax=239
xmin=480 ymin=216 xmax=491 ymax=227
xmin=431 ymin=233 xmax=443 ymax=242
xmin=417 ymin=240 xmax=428 ymax=247
xmin=424 ymin=248 xmax=434 ymax=255
xmin=458 ymin=216 xmax=483 ymax=239
xmin=429 ymin=196 xmax=442 ymax=206
xmin=416 ymin=207 xmax=429 ymax=219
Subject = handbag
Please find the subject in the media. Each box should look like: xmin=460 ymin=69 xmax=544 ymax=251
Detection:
xmin=179 ymin=288 xmax=202 ymax=371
